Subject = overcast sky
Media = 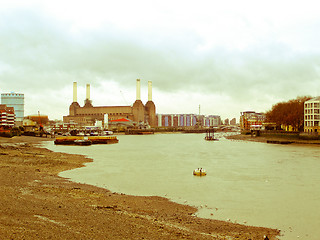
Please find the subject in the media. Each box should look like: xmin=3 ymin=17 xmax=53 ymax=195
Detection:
xmin=1 ymin=0 xmax=320 ymax=120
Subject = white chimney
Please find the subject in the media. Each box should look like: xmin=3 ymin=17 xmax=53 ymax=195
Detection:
xmin=136 ymin=79 xmax=141 ymax=100
xmin=148 ymin=81 xmax=152 ymax=101
xmin=86 ymin=84 xmax=90 ymax=100
xmin=73 ymin=82 xmax=77 ymax=102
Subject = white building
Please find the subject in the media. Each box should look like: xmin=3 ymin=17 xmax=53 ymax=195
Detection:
xmin=0 ymin=104 xmax=15 ymax=127
xmin=304 ymin=96 xmax=320 ymax=133
xmin=1 ymin=93 xmax=24 ymax=124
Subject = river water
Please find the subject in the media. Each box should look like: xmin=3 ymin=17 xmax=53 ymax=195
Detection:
xmin=46 ymin=133 xmax=320 ymax=240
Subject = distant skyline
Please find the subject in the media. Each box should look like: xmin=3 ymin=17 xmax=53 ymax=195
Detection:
xmin=1 ymin=0 xmax=320 ymax=120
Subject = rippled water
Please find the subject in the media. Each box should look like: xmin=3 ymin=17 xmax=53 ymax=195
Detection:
xmin=46 ymin=133 xmax=320 ymax=240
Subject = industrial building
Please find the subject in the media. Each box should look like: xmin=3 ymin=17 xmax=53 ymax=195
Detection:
xmin=304 ymin=96 xmax=320 ymax=133
xmin=0 ymin=104 xmax=15 ymax=127
xmin=1 ymin=93 xmax=24 ymax=125
xmin=63 ymin=79 xmax=156 ymax=127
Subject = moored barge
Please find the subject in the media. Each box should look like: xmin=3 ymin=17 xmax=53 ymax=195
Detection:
xmin=54 ymin=136 xmax=119 ymax=145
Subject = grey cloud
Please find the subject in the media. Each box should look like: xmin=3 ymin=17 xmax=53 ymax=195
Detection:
xmin=1 ymin=7 xmax=320 ymax=107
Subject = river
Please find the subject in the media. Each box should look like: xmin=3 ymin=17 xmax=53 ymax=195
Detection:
xmin=46 ymin=133 xmax=320 ymax=240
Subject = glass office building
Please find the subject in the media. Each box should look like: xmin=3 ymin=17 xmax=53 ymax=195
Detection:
xmin=1 ymin=93 xmax=24 ymax=122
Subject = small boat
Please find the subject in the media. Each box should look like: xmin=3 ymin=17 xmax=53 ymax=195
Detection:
xmin=74 ymin=139 xmax=92 ymax=146
xmin=193 ymin=168 xmax=207 ymax=176
xmin=205 ymin=127 xmax=218 ymax=141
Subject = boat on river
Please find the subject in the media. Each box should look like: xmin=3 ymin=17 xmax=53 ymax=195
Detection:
xmin=54 ymin=136 xmax=119 ymax=145
xmin=193 ymin=168 xmax=207 ymax=176
xmin=204 ymin=127 xmax=218 ymax=141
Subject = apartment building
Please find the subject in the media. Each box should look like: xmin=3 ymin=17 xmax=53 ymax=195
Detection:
xmin=0 ymin=104 xmax=15 ymax=127
xmin=304 ymin=96 xmax=320 ymax=133
xmin=156 ymin=114 xmax=221 ymax=127
xmin=240 ymin=111 xmax=265 ymax=130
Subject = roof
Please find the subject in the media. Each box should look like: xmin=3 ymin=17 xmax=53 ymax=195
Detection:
xmin=306 ymin=96 xmax=320 ymax=102
xmin=109 ymin=118 xmax=132 ymax=122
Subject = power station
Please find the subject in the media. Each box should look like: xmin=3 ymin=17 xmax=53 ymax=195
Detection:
xmin=63 ymin=79 xmax=156 ymax=127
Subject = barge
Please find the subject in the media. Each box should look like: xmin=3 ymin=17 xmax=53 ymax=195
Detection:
xmin=54 ymin=136 xmax=119 ymax=145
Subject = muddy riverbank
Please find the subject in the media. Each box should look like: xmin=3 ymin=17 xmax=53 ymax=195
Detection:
xmin=226 ymin=133 xmax=320 ymax=145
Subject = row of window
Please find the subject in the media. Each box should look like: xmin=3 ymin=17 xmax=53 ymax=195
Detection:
xmin=305 ymin=121 xmax=320 ymax=126
xmin=305 ymin=109 xmax=320 ymax=114
xmin=305 ymin=115 xmax=320 ymax=120
xmin=77 ymin=112 xmax=130 ymax=116
xmin=305 ymin=103 xmax=320 ymax=108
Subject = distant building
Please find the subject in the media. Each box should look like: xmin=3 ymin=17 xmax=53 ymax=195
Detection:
xmin=156 ymin=114 xmax=221 ymax=127
xmin=304 ymin=96 xmax=320 ymax=133
xmin=64 ymin=80 xmax=156 ymax=128
xmin=230 ymin=118 xmax=237 ymax=125
xmin=205 ymin=115 xmax=222 ymax=127
xmin=25 ymin=115 xmax=49 ymax=126
xmin=240 ymin=111 xmax=265 ymax=130
xmin=1 ymin=93 xmax=24 ymax=124
xmin=0 ymin=104 xmax=15 ymax=127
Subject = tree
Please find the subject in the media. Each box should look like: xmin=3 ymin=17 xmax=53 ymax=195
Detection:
xmin=266 ymin=96 xmax=312 ymax=131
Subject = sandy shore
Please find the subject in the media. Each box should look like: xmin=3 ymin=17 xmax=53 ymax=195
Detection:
xmin=0 ymin=136 xmax=280 ymax=239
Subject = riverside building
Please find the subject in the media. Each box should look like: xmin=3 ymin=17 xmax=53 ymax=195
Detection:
xmin=1 ymin=93 xmax=24 ymax=126
xmin=156 ymin=114 xmax=221 ymax=127
xmin=0 ymin=104 xmax=15 ymax=127
xmin=240 ymin=111 xmax=265 ymax=130
xmin=63 ymin=80 xmax=156 ymax=128
xmin=304 ymin=96 xmax=320 ymax=133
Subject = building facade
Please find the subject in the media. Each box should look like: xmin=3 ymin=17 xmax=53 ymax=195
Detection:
xmin=0 ymin=104 xmax=15 ymax=127
xmin=64 ymin=80 xmax=156 ymax=128
xmin=240 ymin=111 xmax=265 ymax=130
xmin=156 ymin=114 xmax=221 ymax=127
xmin=1 ymin=93 xmax=24 ymax=123
xmin=304 ymin=96 xmax=320 ymax=133
xmin=230 ymin=118 xmax=237 ymax=125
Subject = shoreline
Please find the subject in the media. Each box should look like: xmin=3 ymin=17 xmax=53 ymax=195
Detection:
xmin=0 ymin=136 xmax=280 ymax=239
xmin=226 ymin=133 xmax=320 ymax=145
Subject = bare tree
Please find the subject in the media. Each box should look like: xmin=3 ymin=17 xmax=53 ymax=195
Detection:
xmin=266 ymin=96 xmax=312 ymax=131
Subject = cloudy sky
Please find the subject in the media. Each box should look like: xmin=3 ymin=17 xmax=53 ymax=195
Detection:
xmin=1 ymin=0 xmax=320 ymax=120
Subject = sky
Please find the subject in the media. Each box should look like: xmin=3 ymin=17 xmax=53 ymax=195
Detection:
xmin=1 ymin=0 xmax=320 ymax=121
